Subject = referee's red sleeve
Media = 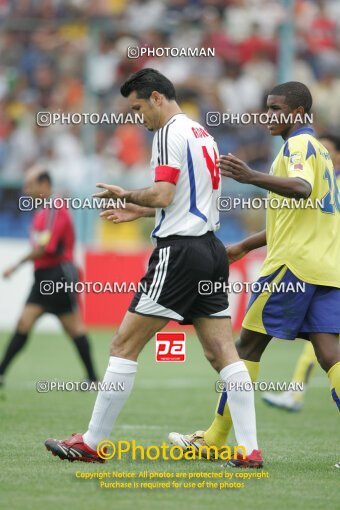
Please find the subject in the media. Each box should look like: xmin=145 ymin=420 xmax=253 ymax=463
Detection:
xmin=154 ymin=165 xmax=180 ymax=185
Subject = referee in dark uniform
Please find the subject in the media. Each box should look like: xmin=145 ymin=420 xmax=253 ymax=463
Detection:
xmin=0 ymin=165 xmax=97 ymax=384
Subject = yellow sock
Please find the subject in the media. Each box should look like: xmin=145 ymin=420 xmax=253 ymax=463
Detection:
xmin=204 ymin=360 xmax=260 ymax=447
xmin=291 ymin=342 xmax=317 ymax=401
xmin=328 ymin=362 xmax=340 ymax=412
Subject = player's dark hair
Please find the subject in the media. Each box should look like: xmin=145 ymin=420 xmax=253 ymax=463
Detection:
xmin=269 ymin=81 xmax=313 ymax=113
xmin=36 ymin=171 xmax=52 ymax=186
xmin=319 ymin=133 xmax=340 ymax=151
xmin=120 ymin=68 xmax=176 ymax=100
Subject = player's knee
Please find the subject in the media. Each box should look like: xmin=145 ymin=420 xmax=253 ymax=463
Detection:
xmin=109 ymin=331 xmax=137 ymax=359
xmin=237 ymin=335 xmax=265 ymax=361
xmin=16 ymin=316 xmax=33 ymax=334
xmin=311 ymin=334 xmax=340 ymax=373
xmin=203 ymin=344 xmax=225 ymax=372
xmin=315 ymin=351 xmax=337 ymax=373
xmin=68 ymin=328 xmax=86 ymax=339
xmin=60 ymin=315 xmax=85 ymax=338
xmin=204 ymin=350 xmax=218 ymax=371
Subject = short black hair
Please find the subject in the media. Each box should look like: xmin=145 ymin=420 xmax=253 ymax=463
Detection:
xmin=318 ymin=133 xmax=340 ymax=151
xmin=120 ymin=68 xmax=176 ymax=100
xmin=269 ymin=81 xmax=313 ymax=113
xmin=36 ymin=171 xmax=52 ymax=186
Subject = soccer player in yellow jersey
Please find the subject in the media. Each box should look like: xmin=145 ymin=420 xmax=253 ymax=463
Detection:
xmin=169 ymin=82 xmax=340 ymax=467
xmin=262 ymin=133 xmax=340 ymax=412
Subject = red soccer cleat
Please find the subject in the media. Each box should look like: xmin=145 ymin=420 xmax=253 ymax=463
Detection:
xmin=226 ymin=449 xmax=264 ymax=468
xmin=44 ymin=433 xmax=104 ymax=463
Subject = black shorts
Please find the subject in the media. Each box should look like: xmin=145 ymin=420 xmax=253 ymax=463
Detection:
xmin=129 ymin=231 xmax=230 ymax=324
xmin=26 ymin=262 xmax=79 ymax=316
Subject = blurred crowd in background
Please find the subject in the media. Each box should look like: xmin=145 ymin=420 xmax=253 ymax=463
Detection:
xmin=0 ymin=0 xmax=340 ymax=245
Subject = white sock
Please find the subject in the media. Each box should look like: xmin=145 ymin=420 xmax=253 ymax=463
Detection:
xmin=83 ymin=356 xmax=138 ymax=450
xmin=220 ymin=361 xmax=258 ymax=455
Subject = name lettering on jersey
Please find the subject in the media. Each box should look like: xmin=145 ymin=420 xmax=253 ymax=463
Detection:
xmin=191 ymin=127 xmax=209 ymax=139
xmin=318 ymin=148 xmax=332 ymax=161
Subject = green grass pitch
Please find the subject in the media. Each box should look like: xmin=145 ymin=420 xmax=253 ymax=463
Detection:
xmin=0 ymin=329 xmax=338 ymax=510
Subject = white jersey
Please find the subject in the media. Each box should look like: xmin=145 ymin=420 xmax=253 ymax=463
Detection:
xmin=151 ymin=113 xmax=221 ymax=238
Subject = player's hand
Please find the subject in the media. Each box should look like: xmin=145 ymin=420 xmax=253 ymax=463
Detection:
xmin=100 ymin=203 xmax=142 ymax=223
xmin=93 ymin=183 xmax=127 ymax=200
xmin=226 ymin=243 xmax=249 ymax=264
xmin=3 ymin=264 xmax=18 ymax=279
xmin=218 ymin=154 xmax=255 ymax=183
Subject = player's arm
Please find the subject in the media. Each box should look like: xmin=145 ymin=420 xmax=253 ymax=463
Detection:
xmin=94 ymin=181 xmax=176 ymax=209
xmin=3 ymin=246 xmax=46 ymax=278
xmin=95 ymin=127 xmax=183 ymax=213
xmin=100 ymin=202 xmax=155 ymax=223
xmin=126 ymin=181 xmax=176 ymax=208
xmin=218 ymin=154 xmax=311 ymax=199
xmin=226 ymin=230 xmax=266 ymax=264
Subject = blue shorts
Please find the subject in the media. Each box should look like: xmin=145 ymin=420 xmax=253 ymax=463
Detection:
xmin=242 ymin=265 xmax=340 ymax=340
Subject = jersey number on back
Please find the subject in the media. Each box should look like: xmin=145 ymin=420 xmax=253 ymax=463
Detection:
xmin=321 ymin=167 xmax=340 ymax=213
xmin=202 ymin=146 xmax=220 ymax=190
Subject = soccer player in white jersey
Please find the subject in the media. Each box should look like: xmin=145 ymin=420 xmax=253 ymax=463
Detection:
xmin=44 ymin=69 xmax=263 ymax=468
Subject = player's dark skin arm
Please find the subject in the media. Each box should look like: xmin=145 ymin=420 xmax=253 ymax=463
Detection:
xmin=3 ymin=246 xmax=46 ymax=278
xmin=226 ymin=230 xmax=266 ymax=264
xmin=242 ymin=230 xmax=267 ymax=251
xmin=218 ymin=155 xmax=312 ymax=199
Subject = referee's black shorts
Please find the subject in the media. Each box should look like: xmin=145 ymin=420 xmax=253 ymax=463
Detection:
xmin=26 ymin=262 xmax=79 ymax=315
xmin=129 ymin=231 xmax=230 ymax=324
